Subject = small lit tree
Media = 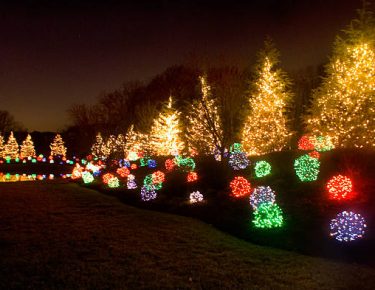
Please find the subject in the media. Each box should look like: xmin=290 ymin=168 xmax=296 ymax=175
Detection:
xmin=4 ymin=131 xmax=19 ymax=159
xmin=0 ymin=134 xmax=5 ymax=158
xmin=242 ymin=39 xmax=293 ymax=156
xmin=149 ymin=96 xmax=185 ymax=156
xmin=20 ymin=134 xmax=36 ymax=158
xmin=124 ymin=124 xmax=150 ymax=159
xmin=50 ymin=134 xmax=67 ymax=157
xmin=306 ymin=8 xmax=375 ymax=148
xmin=186 ymin=75 xmax=223 ymax=155
xmin=91 ymin=132 xmax=108 ymax=159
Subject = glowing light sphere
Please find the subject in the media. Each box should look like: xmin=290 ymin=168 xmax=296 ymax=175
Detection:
xmin=253 ymin=202 xmax=283 ymax=228
xmin=127 ymin=174 xmax=137 ymax=189
xmin=254 ymin=161 xmax=272 ymax=178
xmin=143 ymin=174 xmax=154 ymax=189
xmin=102 ymin=173 xmax=114 ymax=184
xmin=86 ymin=162 xmax=101 ymax=174
xmin=71 ymin=166 xmax=82 ymax=180
xmin=131 ymin=164 xmax=137 ymax=170
xmin=326 ymin=175 xmax=354 ymax=200
xmin=308 ymin=150 xmax=320 ymax=159
xmin=147 ymin=159 xmax=157 ymax=168
xmin=82 ymin=171 xmax=94 ymax=184
xmin=230 ymin=176 xmax=251 ymax=198
xmin=144 ymin=173 xmax=163 ymax=190
xmin=116 ymin=167 xmax=130 ymax=178
xmin=128 ymin=151 xmax=138 ymax=161
xmin=108 ymin=177 xmax=120 ymax=188
xmin=187 ymin=171 xmax=198 ymax=182
xmin=141 ymin=185 xmax=157 ymax=201
xmin=250 ymin=186 xmax=276 ymax=210
xmin=165 ymin=158 xmax=176 ymax=171
xmin=313 ymin=136 xmax=334 ymax=152
xmin=140 ymin=157 xmax=149 ymax=167
xmin=330 ymin=211 xmax=366 ymax=242
xmin=230 ymin=143 xmax=243 ymax=153
xmin=175 ymin=156 xmax=196 ymax=172
xmin=189 ymin=191 xmax=204 ymax=204
xmin=152 ymin=171 xmax=165 ymax=184
xmin=297 ymin=135 xmax=315 ymax=150
xmin=294 ymin=154 xmax=320 ymax=182
xmin=228 ymin=152 xmax=249 ymax=170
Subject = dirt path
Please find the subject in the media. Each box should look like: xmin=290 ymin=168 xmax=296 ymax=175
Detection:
xmin=0 ymin=181 xmax=374 ymax=289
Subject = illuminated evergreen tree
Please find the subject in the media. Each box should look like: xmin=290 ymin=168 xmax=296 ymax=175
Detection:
xmin=124 ymin=124 xmax=150 ymax=159
xmin=0 ymin=134 xmax=4 ymax=158
xmin=306 ymin=8 xmax=375 ymax=148
xmin=149 ymin=96 xmax=185 ymax=156
xmin=105 ymin=135 xmax=117 ymax=158
xmin=50 ymin=134 xmax=67 ymax=157
xmin=186 ymin=75 xmax=223 ymax=154
xmin=4 ymin=131 xmax=19 ymax=159
xmin=91 ymin=133 xmax=109 ymax=159
xmin=242 ymin=40 xmax=292 ymax=156
xmin=20 ymin=134 xmax=36 ymax=158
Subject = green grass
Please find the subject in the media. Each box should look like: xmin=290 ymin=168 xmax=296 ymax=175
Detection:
xmin=0 ymin=181 xmax=375 ymax=289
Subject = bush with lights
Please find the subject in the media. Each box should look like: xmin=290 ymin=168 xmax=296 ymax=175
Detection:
xmin=108 ymin=177 xmax=120 ymax=188
xmin=230 ymin=176 xmax=251 ymax=198
xmin=326 ymin=174 xmax=354 ymax=200
xmin=127 ymin=174 xmax=137 ymax=189
xmin=329 ymin=211 xmax=366 ymax=242
xmin=254 ymin=161 xmax=272 ymax=178
xmin=250 ymin=186 xmax=276 ymax=210
xmin=187 ymin=171 xmax=198 ymax=182
xmin=252 ymin=202 xmax=284 ymax=228
xmin=81 ymin=171 xmax=94 ymax=184
xmin=228 ymin=152 xmax=249 ymax=170
xmin=116 ymin=167 xmax=130 ymax=178
xmin=140 ymin=185 xmax=157 ymax=201
xmin=294 ymin=154 xmax=320 ymax=182
xmin=189 ymin=191 xmax=204 ymax=204
xmin=175 ymin=156 xmax=195 ymax=172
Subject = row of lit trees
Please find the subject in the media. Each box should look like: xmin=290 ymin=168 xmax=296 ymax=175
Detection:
xmin=90 ymin=8 xmax=374 ymax=158
xmin=0 ymin=132 xmax=67 ymax=159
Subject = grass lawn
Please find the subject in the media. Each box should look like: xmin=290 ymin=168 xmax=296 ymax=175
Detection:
xmin=0 ymin=181 xmax=375 ymax=289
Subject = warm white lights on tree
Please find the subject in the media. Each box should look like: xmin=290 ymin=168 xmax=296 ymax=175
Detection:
xmin=20 ymin=134 xmax=36 ymax=158
xmin=241 ymin=39 xmax=292 ymax=156
xmin=186 ymin=75 xmax=223 ymax=155
xmin=4 ymin=131 xmax=19 ymax=159
xmin=306 ymin=9 xmax=375 ymax=148
xmin=50 ymin=134 xmax=67 ymax=157
xmin=149 ymin=96 xmax=185 ymax=156
xmin=91 ymin=132 xmax=109 ymax=159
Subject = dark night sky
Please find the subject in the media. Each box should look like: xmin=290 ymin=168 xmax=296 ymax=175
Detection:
xmin=0 ymin=0 xmax=365 ymax=132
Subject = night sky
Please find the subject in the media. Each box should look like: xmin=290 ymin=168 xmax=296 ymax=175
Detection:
xmin=0 ymin=0 xmax=364 ymax=132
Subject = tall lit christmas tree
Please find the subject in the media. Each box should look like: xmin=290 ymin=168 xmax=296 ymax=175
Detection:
xmin=91 ymin=132 xmax=109 ymax=159
xmin=0 ymin=134 xmax=5 ymax=159
xmin=149 ymin=96 xmax=185 ymax=156
xmin=186 ymin=75 xmax=223 ymax=154
xmin=306 ymin=8 xmax=375 ymax=148
xmin=106 ymin=135 xmax=117 ymax=158
xmin=20 ymin=134 xmax=36 ymax=158
xmin=4 ymin=131 xmax=19 ymax=159
xmin=50 ymin=134 xmax=67 ymax=157
xmin=241 ymin=39 xmax=292 ymax=156
xmin=124 ymin=124 xmax=150 ymax=159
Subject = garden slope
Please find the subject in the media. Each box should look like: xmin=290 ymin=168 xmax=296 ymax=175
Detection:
xmin=0 ymin=181 xmax=374 ymax=289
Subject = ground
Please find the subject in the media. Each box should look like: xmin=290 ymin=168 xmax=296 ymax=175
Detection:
xmin=0 ymin=181 xmax=375 ymax=289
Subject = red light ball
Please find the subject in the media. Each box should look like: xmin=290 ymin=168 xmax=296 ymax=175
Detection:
xmin=327 ymin=175 xmax=354 ymax=200
xmin=230 ymin=176 xmax=251 ymax=198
